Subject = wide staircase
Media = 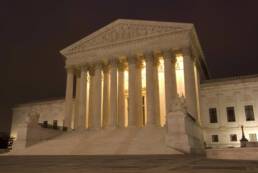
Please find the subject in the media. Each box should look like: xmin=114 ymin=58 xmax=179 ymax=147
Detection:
xmin=9 ymin=126 xmax=182 ymax=155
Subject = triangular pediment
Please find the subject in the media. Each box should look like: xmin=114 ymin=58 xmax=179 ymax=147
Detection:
xmin=61 ymin=19 xmax=193 ymax=55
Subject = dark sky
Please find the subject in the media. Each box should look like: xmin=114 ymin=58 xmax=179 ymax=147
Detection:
xmin=1 ymin=0 xmax=258 ymax=134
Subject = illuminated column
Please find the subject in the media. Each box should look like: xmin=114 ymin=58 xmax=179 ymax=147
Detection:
xmin=153 ymin=57 xmax=161 ymax=126
xmin=102 ymin=65 xmax=110 ymax=128
xmin=135 ymin=59 xmax=143 ymax=127
xmin=92 ymin=64 xmax=102 ymax=129
xmin=118 ymin=62 xmax=126 ymax=127
xmin=74 ymin=70 xmax=81 ymax=129
xmin=108 ymin=60 xmax=118 ymax=127
xmin=163 ymin=50 xmax=177 ymax=114
xmin=77 ymin=66 xmax=88 ymax=130
xmin=88 ymin=67 xmax=95 ymax=129
xmin=64 ymin=67 xmax=74 ymax=129
xmin=145 ymin=53 xmax=156 ymax=126
xmin=128 ymin=58 xmax=137 ymax=126
xmin=182 ymin=48 xmax=198 ymax=119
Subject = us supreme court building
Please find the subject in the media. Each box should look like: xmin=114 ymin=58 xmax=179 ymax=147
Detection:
xmin=10 ymin=19 xmax=258 ymax=154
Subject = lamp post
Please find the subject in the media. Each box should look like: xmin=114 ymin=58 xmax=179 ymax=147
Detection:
xmin=240 ymin=125 xmax=248 ymax=147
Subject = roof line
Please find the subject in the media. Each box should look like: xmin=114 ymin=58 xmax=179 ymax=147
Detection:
xmin=202 ymin=74 xmax=258 ymax=84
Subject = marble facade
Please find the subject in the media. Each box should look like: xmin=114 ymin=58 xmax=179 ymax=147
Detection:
xmin=60 ymin=19 xmax=206 ymax=131
xmin=201 ymin=75 xmax=258 ymax=148
xmin=11 ymin=19 xmax=258 ymax=154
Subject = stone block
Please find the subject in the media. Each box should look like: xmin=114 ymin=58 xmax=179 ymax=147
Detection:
xmin=206 ymin=147 xmax=258 ymax=160
xmin=246 ymin=142 xmax=258 ymax=147
xmin=166 ymin=110 xmax=205 ymax=154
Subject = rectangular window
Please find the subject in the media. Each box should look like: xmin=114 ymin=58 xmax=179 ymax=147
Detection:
xmin=249 ymin=134 xmax=257 ymax=142
xmin=212 ymin=135 xmax=219 ymax=142
xmin=209 ymin=108 xmax=218 ymax=123
xmin=53 ymin=120 xmax=58 ymax=129
xmin=43 ymin=121 xmax=48 ymax=128
xmin=245 ymin=105 xmax=255 ymax=121
xmin=230 ymin=134 xmax=237 ymax=142
xmin=227 ymin=107 xmax=236 ymax=122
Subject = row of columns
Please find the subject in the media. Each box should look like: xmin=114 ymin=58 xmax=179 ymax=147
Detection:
xmin=64 ymin=49 xmax=187 ymax=130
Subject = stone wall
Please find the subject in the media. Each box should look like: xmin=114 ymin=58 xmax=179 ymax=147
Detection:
xmin=206 ymin=147 xmax=258 ymax=160
xmin=11 ymin=99 xmax=66 ymax=139
xmin=165 ymin=96 xmax=205 ymax=154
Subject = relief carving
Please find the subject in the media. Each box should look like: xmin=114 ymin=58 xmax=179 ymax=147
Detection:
xmin=68 ymin=23 xmax=184 ymax=54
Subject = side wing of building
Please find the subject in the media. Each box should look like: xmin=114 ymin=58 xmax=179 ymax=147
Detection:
xmin=11 ymin=99 xmax=66 ymax=138
xmin=200 ymin=75 xmax=258 ymax=148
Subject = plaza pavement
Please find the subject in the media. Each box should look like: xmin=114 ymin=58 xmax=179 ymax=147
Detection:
xmin=0 ymin=155 xmax=258 ymax=173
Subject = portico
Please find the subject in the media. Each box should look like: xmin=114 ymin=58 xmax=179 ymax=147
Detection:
xmin=8 ymin=19 xmax=209 ymax=154
xmin=61 ymin=19 xmax=207 ymax=131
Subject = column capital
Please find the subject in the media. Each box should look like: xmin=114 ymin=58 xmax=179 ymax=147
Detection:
xmin=80 ymin=65 xmax=89 ymax=72
xmin=127 ymin=55 xmax=144 ymax=68
xmin=102 ymin=64 xmax=110 ymax=73
xmin=89 ymin=65 xmax=95 ymax=76
xmin=163 ymin=49 xmax=175 ymax=59
xmin=118 ymin=61 xmax=126 ymax=71
xmin=144 ymin=52 xmax=160 ymax=66
xmin=109 ymin=59 xmax=119 ymax=67
xmin=163 ymin=50 xmax=176 ymax=64
xmin=127 ymin=55 xmax=137 ymax=64
xmin=144 ymin=52 xmax=155 ymax=62
xmin=74 ymin=67 xmax=81 ymax=77
xmin=136 ymin=58 xmax=144 ymax=69
xmin=177 ymin=47 xmax=192 ymax=56
xmin=95 ymin=62 xmax=103 ymax=70
xmin=65 ymin=66 xmax=75 ymax=73
xmin=154 ymin=57 xmax=160 ymax=67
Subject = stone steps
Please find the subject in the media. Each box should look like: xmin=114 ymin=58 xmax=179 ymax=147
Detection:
xmin=8 ymin=126 xmax=182 ymax=155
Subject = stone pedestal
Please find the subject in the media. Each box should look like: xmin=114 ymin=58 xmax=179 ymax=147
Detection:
xmin=12 ymin=123 xmax=28 ymax=151
xmin=165 ymin=103 xmax=204 ymax=154
xmin=12 ymin=112 xmax=63 ymax=152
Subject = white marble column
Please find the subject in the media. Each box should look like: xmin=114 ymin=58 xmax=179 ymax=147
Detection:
xmin=102 ymin=65 xmax=110 ymax=128
xmin=182 ymin=48 xmax=198 ymax=119
xmin=92 ymin=64 xmax=102 ymax=129
xmin=108 ymin=60 xmax=118 ymax=127
xmin=128 ymin=58 xmax=137 ymax=127
xmin=135 ymin=59 xmax=143 ymax=127
xmin=64 ymin=67 xmax=74 ymax=129
xmin=77 ymin=66 xmax=88 ymax=130
xmin=145 ymin=53 xmax=160 ymax=126
xmin=153 ymin=58 xmax=161 ymax=126
xmin=163 ymin=50 xmax=177 ymax=114
xmin=74 ymin=70 xmax=81 ymax=129
xmin=145 ymin=53 xmax=155 ymax=126
xmin=118 ymin=62 xmax=126 ymax=127
xmin=88 ymin=67 xmax=95 ymax=129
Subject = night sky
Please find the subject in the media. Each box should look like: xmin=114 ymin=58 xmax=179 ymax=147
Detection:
xmin=1 ymin=0 xmax=258 ymax=134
